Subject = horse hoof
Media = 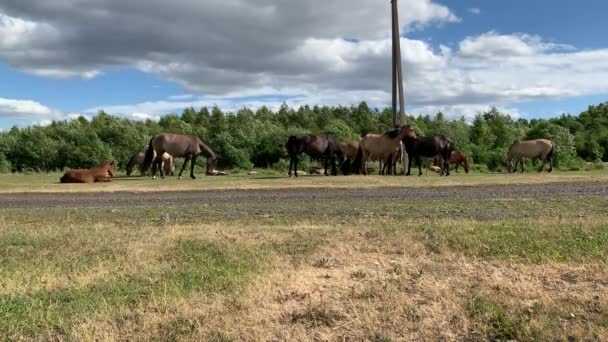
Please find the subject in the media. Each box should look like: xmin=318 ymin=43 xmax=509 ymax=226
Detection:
xmin=161 ymin=176 xmax=165 ymax=179
xmin=178 ymin=176 xmax=182 ymax=180
xmin=191 ymin=176 xmax=196 ymax=180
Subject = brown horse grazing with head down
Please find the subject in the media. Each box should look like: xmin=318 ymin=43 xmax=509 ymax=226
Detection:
xmin=126 ymin=147 xmax=174 ymax=176
xmin=142 ymin=134 xmax=217 ymax=179
xmin=337 ymin=140 xmax=359 ymax=175
xmin=427 ymin=150 xmax=470 ymax=174
xmin=60 ymin=161 xmax=116 ymax=183
xmin=353 ymin=125 xmax=411 ymax=175
xmin=507 ymin=139 xmax=554 ymax=173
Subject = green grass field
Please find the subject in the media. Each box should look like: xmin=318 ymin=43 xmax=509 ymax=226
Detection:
xmin=1 ymin=172 xmax=607 ymax=340
xmin=1 ymin=169 xmax=608 ymax=193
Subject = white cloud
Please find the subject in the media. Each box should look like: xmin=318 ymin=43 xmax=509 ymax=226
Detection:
xmin=468 ymin=8 xmax=481 ymax=15
xmin=0 ymin=2 xmax=607 ymax=124
xmin=0 ymin=98 xmax=61 ymax=118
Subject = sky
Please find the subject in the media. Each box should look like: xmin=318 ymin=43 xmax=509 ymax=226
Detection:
xmin=0 ymin=0 xmax=607 ymax=128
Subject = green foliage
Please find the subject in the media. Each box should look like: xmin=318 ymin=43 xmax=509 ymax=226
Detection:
xmin=0 ymin=102 xmax=605 ymax=173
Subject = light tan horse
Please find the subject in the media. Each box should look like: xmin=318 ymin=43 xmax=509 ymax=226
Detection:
xmin=353 ymin=125 xmax=413 ymax=175
xmin=507 ymin=139 xmax=554 ymax=173
xmin=143 ymin=134 xmax=216 ymax=179
xmin=126 ymin=147 xmax=174 ymax=176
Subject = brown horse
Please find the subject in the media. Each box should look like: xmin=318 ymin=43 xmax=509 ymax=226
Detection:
xmin=353 ymin=125 xmax=412 ymax=175
xmin=380 ymin=141 xmax=404 ymax=175
xmin=286 ymin=134 xmax=343 ymax=177
xmin=507 ymin=139 xmax=554 ymax=173
xmin=428 ymin=150 xmax=469 ymax=174
xmin=60 ymin=161 xmax=116 ymax=183
xmin=143 ymin=134 xmax=216 ymax=179
xmin=402 ymin=127 xmax=454 ymax=176
xmin=126 ymin=148 xmax=174 ymax=176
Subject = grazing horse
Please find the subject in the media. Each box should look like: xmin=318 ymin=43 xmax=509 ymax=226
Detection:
xmin=380 ymin=141 xmax=404 ymax=175
xmin=428 ymin=150 xmax=469 ymax=174
xmin=286 ymin=134 xmax=343 ymax=177
xmin=126 ymin=148 xmax=174 ymax=177
xmin=507 ymin=139 xmax=554 ymax=173
xmin=338 ymin=140 xmax=359 ymax=175
xmin=143 ymin=134 xmax=217 ymax=179
xmin=402 ymin=127 xmax=454 ymax=176
xmin=60 ymin=161 xmax=116 ymax=183
xmin=352 ymin=125 xmax=411 ymax=175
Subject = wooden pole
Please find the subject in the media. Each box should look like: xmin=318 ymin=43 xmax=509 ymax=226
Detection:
xmin=391 ymin=0 xmax=405 ymax=126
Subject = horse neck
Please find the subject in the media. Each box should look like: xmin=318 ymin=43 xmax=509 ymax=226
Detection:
xmin=197 ymin=138 xmax=215 ymax=159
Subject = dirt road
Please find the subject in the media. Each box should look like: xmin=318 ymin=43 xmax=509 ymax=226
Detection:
xmin=0 ymin=181 xmax=605 ymax=209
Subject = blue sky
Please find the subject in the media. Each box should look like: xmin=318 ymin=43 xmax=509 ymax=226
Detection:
xmin=0 ymin=0 xmax=607 ymax=128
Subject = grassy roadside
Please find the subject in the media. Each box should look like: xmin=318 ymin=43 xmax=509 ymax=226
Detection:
xmin=1 ymin=169 xmax=608 ymax=193
xmin=1 ymin=196 xmax=607 ymax=340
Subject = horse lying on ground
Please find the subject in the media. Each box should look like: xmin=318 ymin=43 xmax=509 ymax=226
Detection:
xmin=126 ymin=147 xmax=174 ymax=176
xmin=353 ymin=125 xmax=411 ymax=175
xmin=402 ymin=126 xmax=454 ymax=176
xmin=143 ymin=134 xmax=217 ymax=179
xmin=507 ymin=139 xmax=554 ymax=173
xmin=60 ymin=161 xmax=116 ymax=183
xmin=286 ymin=134 xmax=343 ymax=177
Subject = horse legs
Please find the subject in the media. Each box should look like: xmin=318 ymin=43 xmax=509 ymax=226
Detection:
xmin=178 ymin=157 xmax=190 ymax=179
xmin=330 ymin=156 xmax=338 ymax=176
xmin=548 ymin=156 xmax=553 ymax=173
xmin=443 ymin=158 xmax=450 ymax=176
xmin=406 ymin=154 xmax=413 ymax=176
xmin=288 ymin=156 xmax=293 ymax=177
xmin=519 ymin=158 xmax=525 ymax=173
xmin=324 ymin=157 xmax=329 ymax=176
xmin=190 ymin=155 xmax=197 ymax=179
xmin=294 ymin=157 xmax=299 ymax=177
xmin=416 ymin=156 xmax=423 ymax=176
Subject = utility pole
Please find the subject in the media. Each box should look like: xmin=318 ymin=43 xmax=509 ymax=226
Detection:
xmin=391 ymin=0 xmax=405 ymax=127
xmin=391 ymin=0 xmax=408 ymax=174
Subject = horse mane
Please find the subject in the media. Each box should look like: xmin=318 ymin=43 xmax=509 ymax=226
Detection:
xmin=384 ymin=128 xmax=401 ymax=139
xmin=197 ymin=137 xmax=216 ymax=159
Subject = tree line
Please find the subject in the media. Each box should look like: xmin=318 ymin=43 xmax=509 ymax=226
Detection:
xmin=0 ymin=101 xmax=606 ymax=173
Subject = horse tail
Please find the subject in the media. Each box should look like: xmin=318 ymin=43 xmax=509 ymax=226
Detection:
xmin=547 ymin=141 xmax=555 ymax=160
xmin=463 ymin=154 xmax=470 ymax=173
xmin=125 ymin=153 xmax=137 ymax=176
xmin=141 ymin=136 xmax=155 ymax=174
xmin=352 ymin=145 xmax=363 ymax=174
xmin=285 ymin=136 xmax=297 ymax=156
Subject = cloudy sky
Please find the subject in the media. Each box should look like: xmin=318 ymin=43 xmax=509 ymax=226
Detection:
xmin=0 ymin=0 xmax=607 ymax=128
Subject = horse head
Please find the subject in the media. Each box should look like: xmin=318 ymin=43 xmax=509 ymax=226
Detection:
xmin=105 ymin=161 xmax=116 ymax=178
xmin=401 ymin=124 xmax=418 ymax=140
xmin=206 ymin=157 xmax=218 ymax=175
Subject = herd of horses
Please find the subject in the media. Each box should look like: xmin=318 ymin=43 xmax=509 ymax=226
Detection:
xmin=59 ymin=125 xmax=555 ymax=183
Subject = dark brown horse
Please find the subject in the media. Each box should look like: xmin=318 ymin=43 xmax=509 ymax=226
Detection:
xmin=402 ymin=127 xmax=454 ymax=176
xmin=143 ymin=134 xmax=216 ymax=179
xmin=286 ymin=134 xmax=343 ymax=177
xmin=60 ymin=161 xmax=116 ymax=183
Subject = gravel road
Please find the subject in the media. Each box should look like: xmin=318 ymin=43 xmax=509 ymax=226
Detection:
xmin=0 ymin=181 xmax=605 ymax=209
